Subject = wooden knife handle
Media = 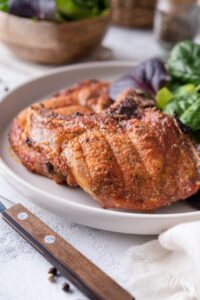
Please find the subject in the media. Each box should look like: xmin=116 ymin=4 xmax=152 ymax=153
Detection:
xmin=2 ymin=204 xmax=134 ymax=300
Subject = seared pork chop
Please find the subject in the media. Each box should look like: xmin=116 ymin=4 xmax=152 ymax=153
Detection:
xmin=9 ymin=80 xmax=112 ymax=185
xmin=24 ymin=89 xmax=200 ymax=211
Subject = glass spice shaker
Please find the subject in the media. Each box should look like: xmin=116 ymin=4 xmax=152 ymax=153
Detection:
xmin=154 ymin=0 xmax=199 ymax=50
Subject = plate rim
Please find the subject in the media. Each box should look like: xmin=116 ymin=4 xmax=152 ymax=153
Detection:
xmin=0 ymin=60 xmax=199 ymax=220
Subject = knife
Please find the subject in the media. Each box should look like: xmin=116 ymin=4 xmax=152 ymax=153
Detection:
xmin=0 ymin=195 xmax=134 ymax=300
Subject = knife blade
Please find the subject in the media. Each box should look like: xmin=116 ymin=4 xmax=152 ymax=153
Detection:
xmin=0 ymin=195 xmax=134 ymax=300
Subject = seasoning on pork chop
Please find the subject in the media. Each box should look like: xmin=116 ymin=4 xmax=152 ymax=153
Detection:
xmin=9 ymin=80 xmax=112 ymax=185
xmin=24 ymin=88 xmax=200 ymax=211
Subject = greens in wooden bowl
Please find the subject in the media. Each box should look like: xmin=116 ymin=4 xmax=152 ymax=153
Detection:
xmin=0 ymin=0 xmax=110 ymax=64
xmin=0 ymin=0 xmax=109 ymax=21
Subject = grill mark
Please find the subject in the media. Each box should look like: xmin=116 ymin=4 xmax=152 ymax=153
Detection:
xmin=132 ymin=117 xmax=183 ymax=203
xmin=65 ymin=137 xmax=92 ymax=191
xmin=125 ymin=126 xmax=162 ymax=202
xmin=75 ymin=136 xmax=100 ymax=202
xmin=142 ymin=111 xmax=180 ymax=198
xmin=92 ymin=129 xmax=124 ymax=197
xmin=144 ymin=110 xmax=198 ymax=200
xmin=97 ymin=129 xmax=127 ymax=197
xmin=79 ymin=129 xmax=124 ymax=204
xmin=77 ymin=138 xmax=93 ymax=188
xmin=98 ymin=128 xmax=149 ymax=202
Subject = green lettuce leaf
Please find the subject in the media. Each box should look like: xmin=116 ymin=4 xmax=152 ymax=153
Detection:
xmin=167 ymin=41 xmax=200 ymax=84
xmin=163 ymin=93 xmax=200 ymax=131
xmin=180 ymin=97 xmax=200 ymax=131
xmin=156 ymin=87 xmax=173 ymax=109
xmin=0 ymin=0 xmax=8 ymax=11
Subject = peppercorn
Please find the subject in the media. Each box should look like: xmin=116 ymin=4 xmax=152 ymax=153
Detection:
xmin=62 ymin=282 xmax=70 ymax=292
xmin=48 ymin=267 xmax=58 ymax=276
xmin=48 ymin=273 xmax=56 ymax=282
xmin=75 ymin=112 xmax=83 ymax=117
xmin=46 ymin=161 xmax=54 ymax=173
xmin=25 ymin=137 xmax=32 ymax=147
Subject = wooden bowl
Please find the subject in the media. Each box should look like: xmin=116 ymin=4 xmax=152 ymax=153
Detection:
xmin=0 ymin=11 xmax=110 ymax=64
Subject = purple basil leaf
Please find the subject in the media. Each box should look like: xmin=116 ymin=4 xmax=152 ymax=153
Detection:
xmin=109 ymin=58 xmax=170 ymax=100
xmin=8 ymin=0 xmax=56 ymax=20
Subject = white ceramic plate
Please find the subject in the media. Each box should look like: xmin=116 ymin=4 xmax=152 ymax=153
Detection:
xmin=0 ymin=61 xmax=200 ymax=235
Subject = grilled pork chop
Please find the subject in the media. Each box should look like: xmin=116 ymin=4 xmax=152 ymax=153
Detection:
xmin=24 ymin=89 xmax=200 ymax=211
xmin=9 ymin=80 xmax=112 ymax=184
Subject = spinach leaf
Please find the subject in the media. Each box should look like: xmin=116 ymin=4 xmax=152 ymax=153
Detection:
xmin=157 ymin=41 xmax=200 ymax=133
xmin=164 ymin=93 xmax=198 ymax=116
xmin=167 ymin=41 xmax=200 ymax=84
xmin=56 ymin=0 xmax=107 ymax=20
xmin=173 ymin=83 xmax=197 ymax=96
xmin=180 ymin=97 xmax=200 ymax=131
xmin=163 ymin=92 xmax=200 ymax=131
xmin=0 ymin=0 xmax=8 ymax=12
xmin=157 ymin=83 xmax=197 ymax=112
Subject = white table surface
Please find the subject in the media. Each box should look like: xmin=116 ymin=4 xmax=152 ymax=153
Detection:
xmin=0 ymin=25 xmax=161 ymax=300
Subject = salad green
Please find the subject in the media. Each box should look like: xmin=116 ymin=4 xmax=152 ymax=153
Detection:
xmin=0 ymin=0 xmax=109 ymax=21
xmin=156 ymin=87 xmax=173 ymax=109
xmin=0 ymin=0 xmax=8 ymax=11
xmin=156 ymin=41 xmax=200 ymax=133
xmin=56 ymin=0 xmax=108 ymax=20
xmin=167 ymin=41 xmax=200 ymax=84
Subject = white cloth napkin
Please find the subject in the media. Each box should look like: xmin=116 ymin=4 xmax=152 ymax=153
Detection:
xmin=121 ymin=221 xmax=200 ymax=300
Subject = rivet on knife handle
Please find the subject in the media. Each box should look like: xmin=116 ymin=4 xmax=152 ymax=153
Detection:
xmin=2 ymin=203 xmax=134 ymax=300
